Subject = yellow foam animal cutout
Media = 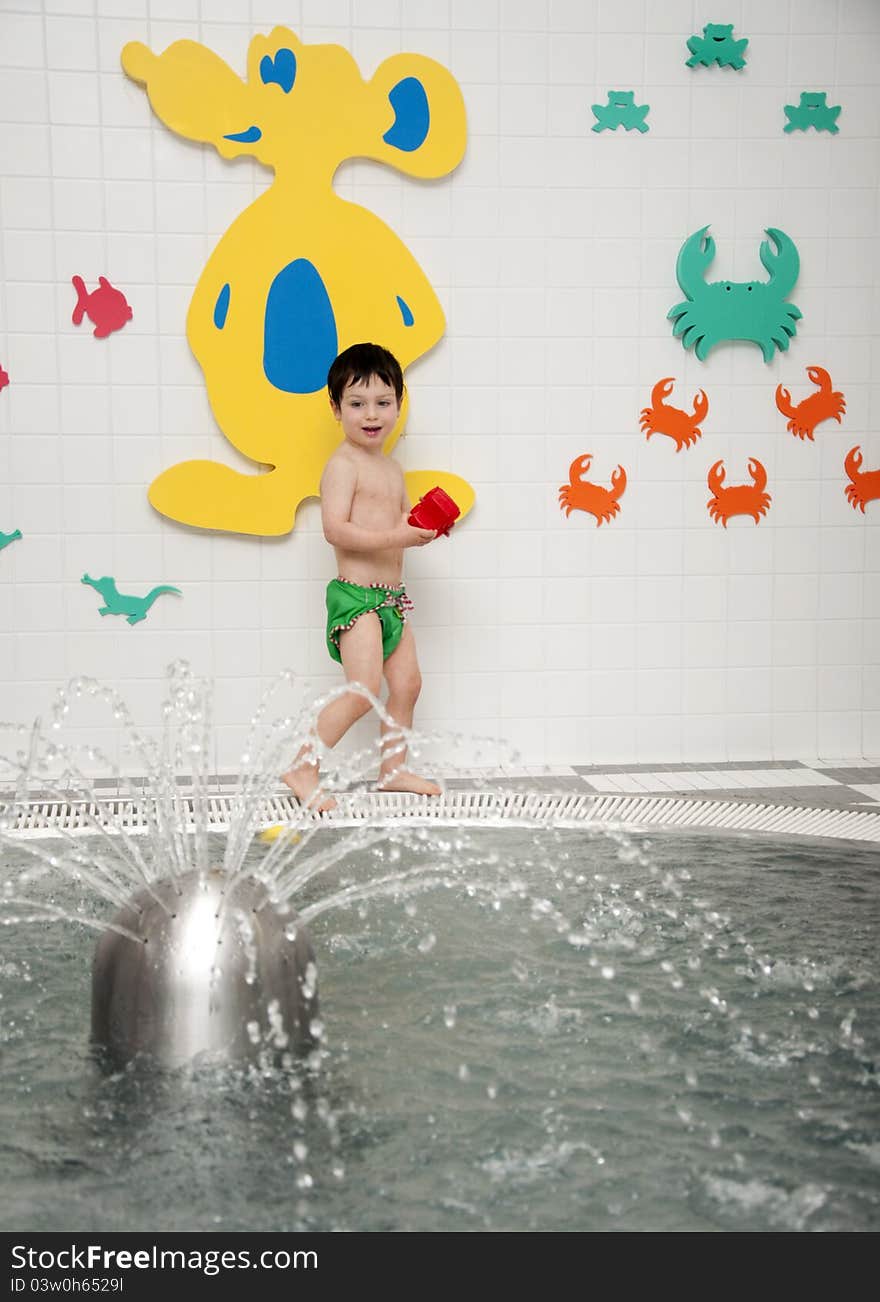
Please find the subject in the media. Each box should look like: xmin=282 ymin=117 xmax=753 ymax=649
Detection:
xmin=121 ymin=29 xmax=474 ymax=535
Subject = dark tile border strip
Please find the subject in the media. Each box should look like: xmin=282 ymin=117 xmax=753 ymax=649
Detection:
xmin=571 ymin=760 xmax=809 ymax=774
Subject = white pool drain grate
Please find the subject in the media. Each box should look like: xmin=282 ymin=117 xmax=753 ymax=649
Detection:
xmin=5 ymin=789 xmax=880 ymax=843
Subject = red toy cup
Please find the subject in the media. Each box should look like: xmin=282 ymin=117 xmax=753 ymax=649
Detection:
xmin=407 ymin=485 xmax=461 ymax=537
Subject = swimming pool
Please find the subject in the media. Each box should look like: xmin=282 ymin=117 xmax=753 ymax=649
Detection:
xmin=0 ymin=824 xmax=877 ymax=1232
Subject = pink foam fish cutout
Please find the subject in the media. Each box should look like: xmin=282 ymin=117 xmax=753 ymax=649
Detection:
xmin=72 ymin=276 xmax=133 ymax=339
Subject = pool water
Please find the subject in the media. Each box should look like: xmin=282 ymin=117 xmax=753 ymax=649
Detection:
xmin=0 ymin=825 xmax=877 ymax=1232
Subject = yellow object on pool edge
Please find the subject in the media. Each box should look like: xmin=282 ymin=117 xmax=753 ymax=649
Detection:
xmin=258 ymin=825 xmax=301 ymax=845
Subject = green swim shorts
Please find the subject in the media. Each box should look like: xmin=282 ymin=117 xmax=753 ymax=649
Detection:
xmin=325 ymin=578 xmax=413 ymax=664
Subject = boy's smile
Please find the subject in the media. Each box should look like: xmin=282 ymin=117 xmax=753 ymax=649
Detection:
xmin=331 ymin=375 xmax=401 ymax=452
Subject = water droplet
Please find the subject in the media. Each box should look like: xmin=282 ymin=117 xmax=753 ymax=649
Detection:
xmin=301 ymin=961 xmax=318 ymax=1000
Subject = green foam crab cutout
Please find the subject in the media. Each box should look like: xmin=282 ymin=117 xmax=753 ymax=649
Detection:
xmin=686 ymin=23 xmax=748 ymax=70
xmin=668 ymin=226 xmax=802 ymax=363
xmin=784 ymin=92 xmax=841 ymax=134
xmin=591 ymin=91 xmax=649 ymax=133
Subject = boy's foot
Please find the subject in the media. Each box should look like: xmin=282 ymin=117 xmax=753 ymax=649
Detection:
xmin=281 ymin=764 xmax=337 ymax=813
xmin=377 ymin=770 xmax=442 ymax=797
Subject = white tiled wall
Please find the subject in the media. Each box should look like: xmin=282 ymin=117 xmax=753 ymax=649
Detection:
xmin=1 ymin=0 xmax=878 ymax=770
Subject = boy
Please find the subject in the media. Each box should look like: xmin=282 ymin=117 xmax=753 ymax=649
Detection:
xmin=282 ymin=342 xmax=441 ymax=811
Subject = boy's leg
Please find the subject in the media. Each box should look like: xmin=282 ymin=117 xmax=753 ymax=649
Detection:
xmin=282 ymin=614 xmax=384 ymax=809
xmin=377 ymin=623 xmax=441 ymax=795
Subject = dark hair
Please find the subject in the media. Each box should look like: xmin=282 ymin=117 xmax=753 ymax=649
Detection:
xmin=327 ymin=342 xmax=404 ymax=407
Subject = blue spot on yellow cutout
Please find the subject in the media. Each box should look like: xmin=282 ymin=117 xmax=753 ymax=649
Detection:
xmin=383 ymin=77 xmax=430 ymax=152
xmin=260 ymin=48 xmax=296 ymax=93
xmin=224 ymin=125 xmax=262 ymax=143
xmin=213 ymin=283 xmax=230 ymax=329
xmin=396 ymin=295 xmax=414 ymax=326
xmin=264 ymin=259 xmax=338 ymax=394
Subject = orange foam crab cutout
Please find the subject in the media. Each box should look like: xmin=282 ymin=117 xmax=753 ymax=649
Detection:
xmin=640 ymin=377 xmax=708 ymax=451
xmin=558 ymin=454 xmax=626 ymax=526
xmin=844 ymin=446 xmax=880 ymax=514
xmin=707 ymin=458 xmax=771 ymax=526
xmin=775 ymin=366 xmax=845 ymax=441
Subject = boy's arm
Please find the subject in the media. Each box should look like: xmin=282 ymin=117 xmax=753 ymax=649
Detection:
xmin=321 ymin=458 xmax=434 ymax=551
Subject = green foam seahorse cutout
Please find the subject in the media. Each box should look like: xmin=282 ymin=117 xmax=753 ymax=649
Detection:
xmin=81 ymin=574 xmax=181 ymax=625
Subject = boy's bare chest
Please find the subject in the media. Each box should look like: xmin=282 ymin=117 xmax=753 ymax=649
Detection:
xmin=350 ymin=459 xmax=401 ymax=522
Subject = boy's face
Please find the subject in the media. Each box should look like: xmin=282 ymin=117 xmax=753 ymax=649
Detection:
xmin=331 ymin=374 xmax=400 ymax=452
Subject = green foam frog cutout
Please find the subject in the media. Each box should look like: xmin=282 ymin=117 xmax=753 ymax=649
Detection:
xmin=686 ymin=23 xmax=748 ymax=70
xmin=784 ymin=92 xmax=841 ymax=134
xmin=591 ymin=91 xmax=650 ymax=133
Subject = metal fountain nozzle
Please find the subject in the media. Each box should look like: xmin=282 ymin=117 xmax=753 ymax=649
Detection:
xmin=91 ymin=869 xmax=318 ymax=1069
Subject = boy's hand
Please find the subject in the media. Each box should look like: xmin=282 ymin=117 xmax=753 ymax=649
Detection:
xmin=397 ymin=515 xmax=436 ymax=547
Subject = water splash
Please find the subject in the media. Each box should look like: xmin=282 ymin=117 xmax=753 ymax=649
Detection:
xmin=0 ymin=664 xmax=445 ymax=927
xmin=0 ymin=663 xmax=548 ymax=973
